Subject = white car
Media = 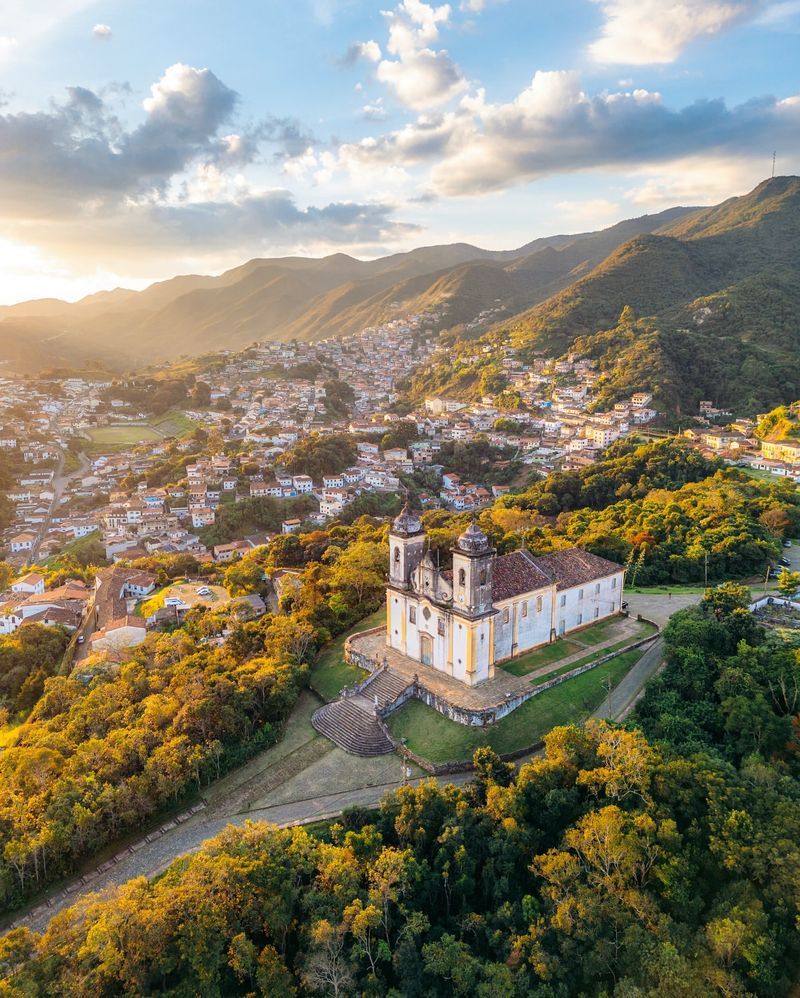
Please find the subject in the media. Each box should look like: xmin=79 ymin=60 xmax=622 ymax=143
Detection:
xmin=195 ymin=586 xmax=211 ymax=596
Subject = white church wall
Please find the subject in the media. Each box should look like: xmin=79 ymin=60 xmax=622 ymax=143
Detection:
xmin=553 ymin=572 xmax=624 ymax=636
xmin=493 ymin=588 xmax=554 ymax=661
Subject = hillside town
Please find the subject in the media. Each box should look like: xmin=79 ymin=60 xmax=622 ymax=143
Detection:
xmin=1 ymin=314 xmax=798 ymax=663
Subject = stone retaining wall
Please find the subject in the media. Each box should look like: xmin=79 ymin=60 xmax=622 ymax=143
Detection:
xmin=344 ymin=626 xmax=386 ymax=673
xmin=375 ymin=631 xmax=659 ymax=729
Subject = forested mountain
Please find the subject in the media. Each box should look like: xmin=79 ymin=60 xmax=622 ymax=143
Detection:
xmin=401 ymin=176 xmax=800 ymax=414
xmin=0 ymin=208 xmax=695 ymax=372
xmin=504 ymin=176 xmax=800 ymax=413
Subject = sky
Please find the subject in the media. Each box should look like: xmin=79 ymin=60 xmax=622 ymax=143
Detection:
xmin=0 ymin=0 xmax=799 ymax=303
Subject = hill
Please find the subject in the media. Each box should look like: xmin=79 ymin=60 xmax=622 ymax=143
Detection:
xmin=519 ymin=177 xmax=800 ymax=412
xmin=407 ymin=176 xmax=800 ymax=415
xmin=0 ymin=207 xmax=697 ymax=372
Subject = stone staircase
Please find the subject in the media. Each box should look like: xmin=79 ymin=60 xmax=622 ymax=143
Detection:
xmin=312 ymin=695 xmax=394 ymax=756
xmin=363 ymin=669 xmax=412 ymax=710
xmin=311 ymin=668 xmax=413 ymax=756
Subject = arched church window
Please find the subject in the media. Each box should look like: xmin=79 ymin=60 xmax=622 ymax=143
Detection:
xmin=479 ymin=569 xmax=487 ymax=585
xmin=458 ymin=568 xmax=466 ymax=586
xmin=393 ymin=546 xmax=400 ymax=563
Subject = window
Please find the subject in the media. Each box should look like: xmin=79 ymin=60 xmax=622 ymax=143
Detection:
xmin=393 ymin=546 xmax=400 ymax=563
xmin=437 ymin=619 xmax=445 ymax=636
xmin=595 ymin=583 xmax=601 ymax=594
xmin=560 ymin=594 xmax=566 ymax=608
xmin=409 ymin=606 xmax=416 ymax=624
xmin=503 ymin=607 xmax=510 ymax=624
xmin=479 ymin=568 xmax=487 ymax=585
xmin=594 ymin=607 xmax=599 ymax=619
xmin=577 ymin=613 xmax=583 ymax=625
xmin=521 ymin=601 xmax=528 ymax=617
xmin=578 ymin=588 xmax=584 ymax=600
xmin=458 ymin=568 xmax=466 ymax=586
xmin=536 ymin=595 xmax=543 ymax=612
xmin=611 ymin=577 xmax=617 ymax=589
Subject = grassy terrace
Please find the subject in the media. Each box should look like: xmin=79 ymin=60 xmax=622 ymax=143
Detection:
xmin=500 ymin=616 xmax=655 ymax=678
xmin=387 ymin=647 xmax=645 ymax=763
xmin=309 ymin=606 xmax=386 ymax=702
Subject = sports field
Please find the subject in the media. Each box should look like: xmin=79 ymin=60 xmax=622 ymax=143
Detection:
xmin=85 ymin=410 xmax=196 ymax=452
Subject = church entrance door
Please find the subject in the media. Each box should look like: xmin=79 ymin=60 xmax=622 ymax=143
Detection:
xmin=420 ymin=633 xmax=433 ymax=666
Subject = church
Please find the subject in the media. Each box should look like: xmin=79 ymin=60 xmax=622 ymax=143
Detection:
xmin=386 ymin=504 xmax=625 ymax=687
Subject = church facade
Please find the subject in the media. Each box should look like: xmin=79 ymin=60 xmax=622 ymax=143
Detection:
xmin=386 ymin=505 xmax=625 ymax=687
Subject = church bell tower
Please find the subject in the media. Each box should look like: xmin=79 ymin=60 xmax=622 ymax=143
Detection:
xmin=451 ymin=518 xmax=494 ymax=618
xmin=388 ymin=501 xmax=425 ymax=590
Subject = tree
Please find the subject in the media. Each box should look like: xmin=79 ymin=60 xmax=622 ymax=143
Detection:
xmin=777 ymin=569 xmax=800 ymax=598
xmin=302 ymin=919 xmax=353 ymax=997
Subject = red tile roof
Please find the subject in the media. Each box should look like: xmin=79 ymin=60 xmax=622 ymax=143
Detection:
xmin=533 ymin=548 xmax=623 ymax=591
xmin=491 ymin=551 xmax=551 ymax=602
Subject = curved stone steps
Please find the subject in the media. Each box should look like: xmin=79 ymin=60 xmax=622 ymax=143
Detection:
xmin=312 ymin=695 xmax=394 ymax=756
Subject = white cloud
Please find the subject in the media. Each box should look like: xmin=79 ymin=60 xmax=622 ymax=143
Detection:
xmin=756 ymin=0 xmax=800 ymax=22
xmin=555 ymin=198 xmax=622 ymax=226
xmin=92 ymin=23 xmax=112 ymax=39
xmin=373 ymin=0 xmax=467 ymax=108
xmin=358 ymin=39 xmax=382 ymax=61
xmin=0 ymin=36 xmax=18 ymax=58
xmin=589 ymin=0 xmax=760 ymax=64
xmin=344 ymin=39 xmax=382 ymax=63
xmin=622 ymin=157 xmax=771 ymax=209
xmin=362 ymin=97 xmax=388 ymax=120
xmin=332 ymin=69 xmax=800 ymax=198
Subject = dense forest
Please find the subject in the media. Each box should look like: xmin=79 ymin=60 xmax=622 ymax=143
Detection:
xmin=400 ymin=177 xmax=800 ymax=415
xmin=0 ymin=521 xmax=387 ymax=912
xmin=488 ymin=439 xmax=798 ymax=584
xmin=1 ymin=584 xmax=797 ymax=996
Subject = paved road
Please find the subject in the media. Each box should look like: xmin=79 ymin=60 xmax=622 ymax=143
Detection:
xmin=592 ymin=637 xmax=663 ymax=720
xmin=27 ymin=450 xmax=91 ymax=565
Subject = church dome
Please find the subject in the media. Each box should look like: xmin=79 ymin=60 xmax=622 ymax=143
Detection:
xmin=392 ymin=500 xmax=422 ymax=536
xmin=456 ymin=519 xmax=492 ymax=554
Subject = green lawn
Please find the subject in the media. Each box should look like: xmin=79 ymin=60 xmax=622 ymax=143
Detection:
xmin=501 ymin=638 xmax=581 ymax=677
xmin=309 ymin=606 xmax=387 ymax=701
xmin=152 ymin=410 xmax=197 ymax=436
xmin=387 ymin=648 xmax=645 ymax=763
xmin=86 ymin=423 xmax=163 ymax=451
xmin=85 ymin=410 xmax=196 ymax=454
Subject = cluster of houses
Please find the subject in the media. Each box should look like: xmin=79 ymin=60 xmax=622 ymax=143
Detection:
xmin=683 ymin=408 xmax=800 ymax=481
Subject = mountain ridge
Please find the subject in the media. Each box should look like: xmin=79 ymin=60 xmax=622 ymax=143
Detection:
xmin=0 ymin=205 xmax=700 ymax=372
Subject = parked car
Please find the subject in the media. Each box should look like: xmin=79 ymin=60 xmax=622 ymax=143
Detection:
xmin=784 ymin=540 xmax=793 ymax=548
xmin=780 ymin=558 xmax=791 ymax=567
xmin=77 ymin=635 xmax=85 ymax=644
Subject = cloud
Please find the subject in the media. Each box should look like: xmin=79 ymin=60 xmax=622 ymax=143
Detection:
xmin=0 ymin=62 xmax=417 ymax=275
xmin=343 ymin=39 xmax=382 ymax=64
xmin=362 ymin=98 xmax=388 ymax=120
xmin=92 ymin=23 xmax=112 ymax=39
xmin=756 ymin=0 xmax=800 ymax=22
xmin=588 ymin=0 xmax=761 ymax=64
xmin=555 ymin=198 xmax=622 ymax=226
xmin=0 ymin=36 xmax=18 ymax=58
xmin=333 ymin=71 xmax=800 ymax=197
xmin=372 ymin=0 xmax=467 ymax=109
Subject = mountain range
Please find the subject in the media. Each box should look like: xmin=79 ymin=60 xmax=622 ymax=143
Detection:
xmin=2 ymin=176 xmax=799 ymax=417
xmin=0 ymin=206 xmax=697 ymax=374
xmin=404 ymin=176 xmax=800 ymax=415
